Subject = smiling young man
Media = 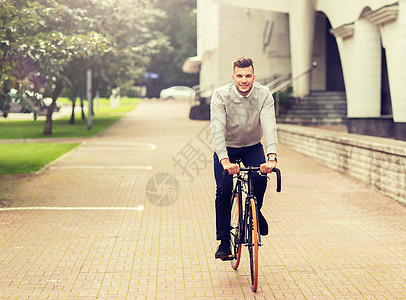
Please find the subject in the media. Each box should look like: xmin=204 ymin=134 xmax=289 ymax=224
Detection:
xmin=210 ymin=56 xmax=278 ymax=260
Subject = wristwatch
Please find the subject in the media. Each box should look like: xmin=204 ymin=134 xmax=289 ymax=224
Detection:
xmin=267 ymin=154 xmax=277 ymax=162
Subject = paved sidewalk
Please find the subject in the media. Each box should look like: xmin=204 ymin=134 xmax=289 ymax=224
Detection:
xmin=0 ymin=99 xmax=405 ymax=299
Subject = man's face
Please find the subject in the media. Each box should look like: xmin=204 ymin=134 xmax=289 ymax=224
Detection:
xmin=232 ymin=66 xmax=255 ymax=96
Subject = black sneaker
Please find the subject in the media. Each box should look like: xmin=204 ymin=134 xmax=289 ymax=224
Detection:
xmin=259 ymin=210 xmax=268 ymax=236
xmin=215 ymin=240 xmax=232 ymax=260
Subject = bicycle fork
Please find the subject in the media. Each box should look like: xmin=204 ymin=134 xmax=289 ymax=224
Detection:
xmin=242 ymin=196 xmax=262 ymax=247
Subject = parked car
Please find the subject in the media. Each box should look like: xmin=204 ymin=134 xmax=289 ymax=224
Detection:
xmin=1 ymin=89 xmax=62 ymax=119
xmin=159 ymin=86 xmax=196 ymax=101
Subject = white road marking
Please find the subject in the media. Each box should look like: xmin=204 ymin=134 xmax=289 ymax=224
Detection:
xmin=49 ymin=165 xmax=152 ymax=170
xmin=0 ymin=205 xmax=145 ymax=212
xmin=82 ymin=141 xmax=157 ymax=150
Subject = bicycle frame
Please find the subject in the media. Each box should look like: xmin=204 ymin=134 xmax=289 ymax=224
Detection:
xmin=233 ymin=167 xmax=262 ymax=246
xmin=224 ymin=161 xmax=281 ymax=292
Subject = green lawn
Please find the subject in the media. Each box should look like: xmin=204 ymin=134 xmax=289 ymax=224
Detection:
xmin=0 ymin=116 xmax=123 ymax=139
xmin=0 ymin=143 xmax=80 ymax=174
xmin=0 ymin=97 xmax=139 ymax=174
xmin=0 ymin=97 xmax=139 ymax=139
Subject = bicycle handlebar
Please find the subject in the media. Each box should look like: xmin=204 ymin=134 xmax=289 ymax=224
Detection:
xmin=272 ymin=168 xmax=282 ymax=193
xmin=221 ymin=167 xmax=282 ymax=193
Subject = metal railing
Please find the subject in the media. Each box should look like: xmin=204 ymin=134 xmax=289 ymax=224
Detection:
xmin=269 ymin=61 xmax=318 ymax=95
xmin=191 ymin=61 xmax=318 ymax=112
xmin=269 ymin=62 xmax=318 ymax=116
xmin=191 ymin=75 xmax=281 ymax=105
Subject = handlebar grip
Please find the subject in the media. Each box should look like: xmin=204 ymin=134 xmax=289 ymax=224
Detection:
xmin=272 ymin=168 xmax=282 ymax=192
xmin=221 ymin=169 xmax=229 ymax=194
xmin=221 ymin=168 xmax=281 ymax=193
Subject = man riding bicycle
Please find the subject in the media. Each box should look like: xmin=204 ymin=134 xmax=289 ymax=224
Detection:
xmin=210 ymin=56 xmax=278 ymax=260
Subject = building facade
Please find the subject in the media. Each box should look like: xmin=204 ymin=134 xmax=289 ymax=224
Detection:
xmin=188 ymin=0 xmax=406 ymax=140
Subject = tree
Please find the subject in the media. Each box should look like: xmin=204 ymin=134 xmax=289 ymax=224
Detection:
xmin=0 ymin=0 xmax=110 ymax=133
xmin=0 ymin=0 xmax=32 ymax=116
xmin=146 ymin=0 xmax=198 ymax=96
xmin=60 ymin=0 xmax=169 ymax=122
xmin=0 ymin=0 xmax=169 ymax=133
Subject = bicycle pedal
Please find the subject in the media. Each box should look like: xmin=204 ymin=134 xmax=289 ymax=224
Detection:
xmin=221 ymin=255 xmax=234 ymax=261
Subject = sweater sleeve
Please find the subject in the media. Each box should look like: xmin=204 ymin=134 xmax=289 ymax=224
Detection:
xmin=210 ymin=90 xmax=228 ymax=161
xmin=260 ymin=91 xmax=278 ymax=155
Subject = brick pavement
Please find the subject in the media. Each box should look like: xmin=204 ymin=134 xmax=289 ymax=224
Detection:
xmin=0 ymin=99 xmax=405 ymax=299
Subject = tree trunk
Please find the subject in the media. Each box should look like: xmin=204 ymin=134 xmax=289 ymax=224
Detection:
xmin=43 ymin=82 xmax=62 ymax=135
xmin=80 ymin=96 xmax=85 ymax=120
xmin=43 ymin=100 xmax=55 ymax=135
xmin=91 ymin=94 xmax=95 ymax=116
xmin=69 ymin=95 xmax=76 ymax=124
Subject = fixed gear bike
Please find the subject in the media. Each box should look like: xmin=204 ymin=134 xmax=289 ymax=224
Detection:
xmin=223 ymin=161 xmax=281 ymax=292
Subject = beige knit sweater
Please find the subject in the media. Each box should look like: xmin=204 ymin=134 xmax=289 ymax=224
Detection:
xmin=210 ymin=81 xmax=278 ymax=161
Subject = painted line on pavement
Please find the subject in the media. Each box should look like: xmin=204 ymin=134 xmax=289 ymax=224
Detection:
xmin=0 ymin=205 xmax=145 ymax=212
xmin=82 ymin=141 xmax=157 ymax=150
xmin=78 ymin=147 xmax=151 ymax=151
xmin=49 ymin=165 xmax=152 ymax=170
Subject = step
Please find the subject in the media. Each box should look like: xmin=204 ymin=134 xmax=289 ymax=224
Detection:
xmin=306 ymin=91 xmax=346 ymax=97
xmin=292 ymin=98 xmax=346 ymax=103
xmin=282 ymin=107 xmax=347 ymax=115
xmin=282 ymin=113 xmax=347 ymax=119
xmin=278 ymin=91 xmax=348 ymax=126
xmin=288 ymin=104 xmax=347 ymax=111
xmin=277 ymin=116 xmax=347 ymax=125
xmin=297 ymin=99 xmax=346 ymax=105
xmin=279 ymin=113 xmax=347 ymax=120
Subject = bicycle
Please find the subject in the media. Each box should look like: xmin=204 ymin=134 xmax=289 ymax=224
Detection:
xmin=222 ymin=160 xmax=281 ymax=292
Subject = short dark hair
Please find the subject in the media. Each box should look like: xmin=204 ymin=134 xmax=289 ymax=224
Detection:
xmin=233 ymin=56 xmax=254 ymax=73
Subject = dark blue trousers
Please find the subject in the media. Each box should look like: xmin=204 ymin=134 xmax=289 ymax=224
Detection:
xmin=213 ymin=142 xmax=267 ymax=241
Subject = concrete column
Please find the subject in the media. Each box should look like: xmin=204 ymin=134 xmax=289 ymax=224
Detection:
xmin=391 ymin=0 xmax=406 ymax=123
xmin=348 ymin=18 xmax=381 ymax=118
xmin=289 ymin=0 xmax=315 ymax=98
xmin=393 ymin=0 xmax=406 ymax=140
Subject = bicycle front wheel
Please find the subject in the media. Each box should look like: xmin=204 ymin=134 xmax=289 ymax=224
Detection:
xmin=230 ymin=190 xmax=242 ymax=269
xmin=248 ymin=197 xmax=259 ymax=292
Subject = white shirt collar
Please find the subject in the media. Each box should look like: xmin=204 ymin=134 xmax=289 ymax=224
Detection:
xmin=234 ymin=85 xmax=252 ymax=99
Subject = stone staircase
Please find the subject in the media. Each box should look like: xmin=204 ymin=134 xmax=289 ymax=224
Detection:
xmin=277 ymin=91 xmax=347 ymax=125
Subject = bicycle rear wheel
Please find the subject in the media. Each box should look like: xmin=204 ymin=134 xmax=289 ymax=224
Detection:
xmin=230 ymin=189 xmax=242 ymax=269
xmin=248 ymin=197 xmax=259 ymax=292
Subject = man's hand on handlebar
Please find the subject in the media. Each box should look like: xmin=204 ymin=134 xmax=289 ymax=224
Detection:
xmin=221 ymin=158 xmax=276 ymax=175
xmin=221 ymin=158 xmax=240 ymax=175
xmin=260 ymin=161 xmax=276 ymax=174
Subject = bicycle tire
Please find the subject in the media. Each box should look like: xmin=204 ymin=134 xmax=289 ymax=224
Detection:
xmin=230 ymin=190 xmax=242 ymax=269
xmin=248 ymin=197 xmax=259 ymax=292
